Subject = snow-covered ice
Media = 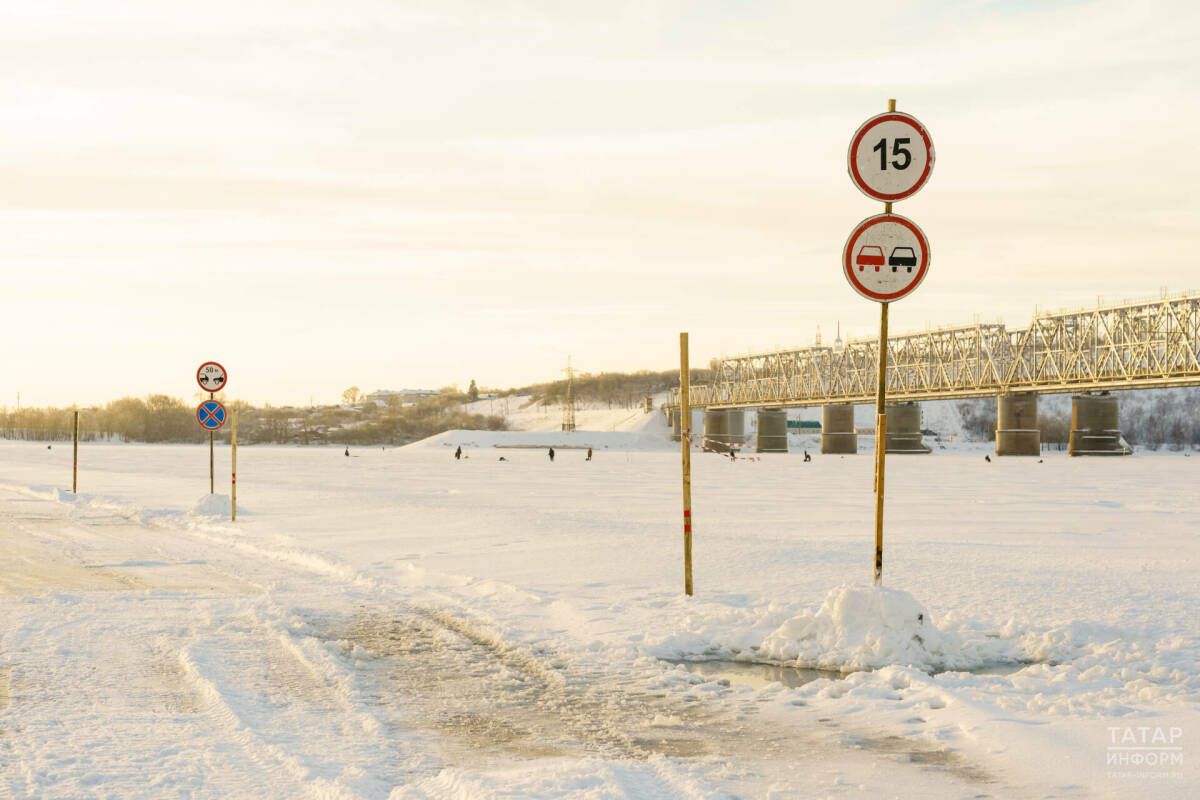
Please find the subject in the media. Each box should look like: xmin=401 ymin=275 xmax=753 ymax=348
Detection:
xmin=0 ymin=438 xmax=1197 ymax=798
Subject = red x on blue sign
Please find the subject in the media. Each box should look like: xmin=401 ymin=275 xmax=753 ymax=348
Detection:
xmin=197 ymin=400 xmax=228 ymax=431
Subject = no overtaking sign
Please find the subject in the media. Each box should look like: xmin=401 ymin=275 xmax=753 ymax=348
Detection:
xmin=843 ymin=213 xmax=930 ymax=303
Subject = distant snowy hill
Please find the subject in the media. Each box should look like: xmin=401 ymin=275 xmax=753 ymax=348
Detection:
xmin=460 ymin=394 xmax=670 ymax=435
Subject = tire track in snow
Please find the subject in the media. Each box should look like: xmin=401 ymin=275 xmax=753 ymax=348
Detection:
xmin=2 ymin=484 xmax=1008 ymax=796
xmin=158 ymin=501 xmax=1009 ymax=793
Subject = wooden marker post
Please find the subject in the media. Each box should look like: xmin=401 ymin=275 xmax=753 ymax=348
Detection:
xmin=231 ymin=410 xmax=238 ymax=522
xmin=844 ymin=97 xmax=935 ymax=587
xmin=72 ymin=410 xmax=79 ymax=494
xmin=679 ymin=332 xmax=694 ymax=596
xmin=209 ymin=423 xmax=215 ymax=495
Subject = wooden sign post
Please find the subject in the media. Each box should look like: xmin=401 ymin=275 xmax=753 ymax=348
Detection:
xmin=679 ymin=332 xmax=694 ymax=597
xmin=72 ymin=410 xmax=79 ymax=494
xmin=845 ymin=98 xmax=935 ymax=585
xmin=195 ymin=362 xmax=229 ymax=495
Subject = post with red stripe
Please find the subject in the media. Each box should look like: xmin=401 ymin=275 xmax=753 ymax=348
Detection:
xmin=679 ymin=332 xmax=694 ymax=596
xmin=845 ymin=98 xmax=935 ymax=586
xmin=231 ymin=410 xmax=238 ymax=522
xmin=72 ymin=410 xmax=79 ymax=494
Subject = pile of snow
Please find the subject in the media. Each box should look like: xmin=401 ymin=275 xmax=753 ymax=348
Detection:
xmin=758 ymin=585 xmax=998 ymax=673
xmin=190 ymin=493 xmax=233 ymax=519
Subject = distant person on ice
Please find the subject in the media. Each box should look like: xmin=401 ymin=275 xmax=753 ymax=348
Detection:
xmin=454 ymin=446 xmax=462 ymax=461
xmin=803 ymin=450 xmax=811 ymax=462
xmin=586 ymin=447 xmax=593 ymax=461
xmin=344 ymin=447 xmax=350 ymax=457
xmin=548 ymin=447 xmax=555 ymax=462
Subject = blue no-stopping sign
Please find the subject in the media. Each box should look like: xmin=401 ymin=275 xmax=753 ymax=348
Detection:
xmin=197 ymin=400 xmax=228 ymax=431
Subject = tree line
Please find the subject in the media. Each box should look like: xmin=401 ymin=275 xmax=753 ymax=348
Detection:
xmin=0 ymin=391 xmax=506 ymax=446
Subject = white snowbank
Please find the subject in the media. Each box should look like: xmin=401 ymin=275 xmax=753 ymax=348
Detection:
xmin=758 ymin=584 xmax=999 ymax=673
xmin=190 ymin=493 xmax=233 ymax=519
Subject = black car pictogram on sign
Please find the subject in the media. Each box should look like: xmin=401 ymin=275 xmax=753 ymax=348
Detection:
xmin=889 ymin=247 xmax=917 ymax=272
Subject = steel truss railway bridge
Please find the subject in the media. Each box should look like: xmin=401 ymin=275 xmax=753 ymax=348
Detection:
xmin=669 ymin=293 xmax=1200 ymax=410
xmin=667 ymin=292 xmax=1200 ymax=456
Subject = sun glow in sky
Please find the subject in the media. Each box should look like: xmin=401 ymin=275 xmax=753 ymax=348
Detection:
xmin=4 ymin=0 xmax=1199 ymax=406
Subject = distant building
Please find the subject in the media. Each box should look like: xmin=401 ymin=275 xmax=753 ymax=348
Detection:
xmin=365 ymin=389 xmax=439 ymax=407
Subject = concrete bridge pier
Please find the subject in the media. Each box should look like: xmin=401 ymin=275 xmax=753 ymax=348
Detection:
xmin=820 ymin=404 xmax=857 ymax=454
xmin=703 ymin=409 xmax=746 ymax=453
xmin=885 ymin=402 xmax=931 ymax=454
xmin=1069 ymin=393 xmax=1130 ymax=456
xmin=755 ymin=409 xmax=788 ymax=453
xmin=995 ymin=392 xmax=1041 ymax=456
xmin=670 ymin=407 xmax=682 ymax=442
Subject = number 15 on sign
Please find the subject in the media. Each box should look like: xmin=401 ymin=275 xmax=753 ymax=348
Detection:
xmin=848 ymin=111 xmax=935 ymax=203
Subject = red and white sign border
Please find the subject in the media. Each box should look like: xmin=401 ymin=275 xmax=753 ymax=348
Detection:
xmin=842 ymin=213 xmax=931 ymax=303
xmin=196 ymin=361 xmax=228 ymax=394
xmin=847 ymin=111 xmax=935 ymax=203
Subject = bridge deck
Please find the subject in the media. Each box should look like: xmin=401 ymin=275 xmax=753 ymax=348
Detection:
xmin=669 ymin=294 xmax=1200 ymax=409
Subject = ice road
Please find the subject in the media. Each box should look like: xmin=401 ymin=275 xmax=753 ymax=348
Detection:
xmin=0 ymin=440 xmax=1197 ymax=798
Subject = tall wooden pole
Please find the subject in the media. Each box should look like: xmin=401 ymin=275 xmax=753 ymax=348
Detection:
xmin=231 ymin=410 xmax=238 ymax=522
xmin=679 ymin=332 xmax=694 ymax=596
xmin=209 ymin=391 xmax=215 ymax=494
xmin=72 ymin=410 xmax=79 ymax=494
xmin=872 ymin=97 xmax=898 ymax=587
xmin=873 ymin=302 xmax=889 ymax=585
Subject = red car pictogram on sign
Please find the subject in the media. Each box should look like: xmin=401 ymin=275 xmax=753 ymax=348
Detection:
xmin=856 ymin=245 xmax=885 ymax=272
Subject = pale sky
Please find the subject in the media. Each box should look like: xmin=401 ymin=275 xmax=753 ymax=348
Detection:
xmin=3 ymin=0 xmax=1199 ymax=407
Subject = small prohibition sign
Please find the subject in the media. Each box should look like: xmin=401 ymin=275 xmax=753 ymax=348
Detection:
xmin=196 ymin=361 xmax=228 ymax=394
xmin=196 ymin=400 xmax=228 ymax=431
xmin=842 ymin=213 xmax=930 ymax=303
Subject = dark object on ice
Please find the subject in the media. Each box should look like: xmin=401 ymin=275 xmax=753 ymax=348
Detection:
xmin=548 ymin=447 xmax=555 ymax=462
xmin=586 ymin=447 xmax=593 ymax=461
xmin=498 ymin=456 xmax=507 ymax=461
xmin=47 ymin=445 xmax=52 ymax=450
xmin=917 ymin=613 xmax=923 ymax=624
xmin=344 ymin=447 xmax=350 ymax=457
xmin=454 ymin=446 xmax=462 ymax=461
xmin=803 ymin=450 xmax=811 ymax=462
xmin=984 ymin=454 xmax=991 ymax=462
xmin=1037 ymin=458 xmax=1044 ymax=463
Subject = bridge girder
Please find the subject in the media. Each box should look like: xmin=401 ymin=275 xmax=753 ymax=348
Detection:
xmin=670 ymin=294 xmax=1200 ymax=410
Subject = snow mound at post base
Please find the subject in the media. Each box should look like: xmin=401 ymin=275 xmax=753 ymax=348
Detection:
xmin=190 ymin=494 xmax=232 ymax=519
xmin=759 ymin=585 xmax=990 ymax=673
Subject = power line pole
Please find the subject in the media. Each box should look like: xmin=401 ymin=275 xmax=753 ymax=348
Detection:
xmin=562 ymin=356 xmax=576 ymax=432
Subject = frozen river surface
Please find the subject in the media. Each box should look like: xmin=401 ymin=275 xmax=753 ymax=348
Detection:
xmin=0 ymin=440 xmax=1197 ymax=798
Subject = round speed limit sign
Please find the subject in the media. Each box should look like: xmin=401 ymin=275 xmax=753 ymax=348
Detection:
xmin=848 ymin=111 xmax=934 ymax=202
